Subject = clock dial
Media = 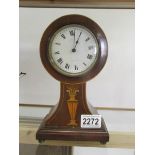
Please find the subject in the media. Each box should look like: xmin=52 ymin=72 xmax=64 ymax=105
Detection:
xmin=48 ymin=24 xmax=99 ymax=77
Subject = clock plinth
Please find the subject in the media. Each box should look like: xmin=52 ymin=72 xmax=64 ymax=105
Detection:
xmin=36 ymin=83 xmax=109 ymax=144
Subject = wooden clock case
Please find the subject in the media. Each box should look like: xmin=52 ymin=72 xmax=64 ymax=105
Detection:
xmin=36 ymin=15 xmax=109 ymax=144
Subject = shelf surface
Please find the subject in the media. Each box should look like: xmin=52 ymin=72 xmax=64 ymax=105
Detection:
xmin=19 ymin=117 xmax=134 ymax=148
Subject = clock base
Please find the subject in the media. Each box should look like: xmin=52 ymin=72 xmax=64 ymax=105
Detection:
xmin=36 ymin=119 xmax=109 ymax=144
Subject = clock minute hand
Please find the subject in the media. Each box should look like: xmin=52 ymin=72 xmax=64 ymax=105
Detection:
xmin=72 ymin=31 xmax=82 ymax=53
xmin=74 ymin=29 xmax=75 ymax=43
xmin=74 ymin=31 xmax=82 ymax=49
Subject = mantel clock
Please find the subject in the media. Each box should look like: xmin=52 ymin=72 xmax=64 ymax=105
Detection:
xmin=36 ymin=15 xmax=109 ymax=144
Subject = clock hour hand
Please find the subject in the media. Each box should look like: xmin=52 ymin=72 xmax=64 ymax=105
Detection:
xmin=72 ymin=31 xmax=82 ymax=52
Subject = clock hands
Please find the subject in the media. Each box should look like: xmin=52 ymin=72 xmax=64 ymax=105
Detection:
xmin=74 ymin=29 xmax=75 ymax=43
xmin=75 ymin=31 xmax=82 ymax=49
xmin=72 ymin=31 xmax=82 ymax=53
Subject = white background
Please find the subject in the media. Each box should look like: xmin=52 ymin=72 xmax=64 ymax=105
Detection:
xmin=19 ymin=8 xmax=135 ymax=109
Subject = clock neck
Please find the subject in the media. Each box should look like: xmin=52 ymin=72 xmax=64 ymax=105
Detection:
xmin=60 ymin=82 xmax=91 ymax=114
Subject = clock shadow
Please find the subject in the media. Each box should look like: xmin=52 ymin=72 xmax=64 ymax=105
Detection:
xmin=19 ymin=144 xmax=72 ymax=155
xmin=36 ymin=145 xmax=72 ymax=155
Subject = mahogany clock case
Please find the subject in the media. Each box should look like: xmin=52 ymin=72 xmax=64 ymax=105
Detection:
xmin=40 ymin=14 xmax=108 ymax=83
xmin=36 ymin=14 xmax=109 ymax=144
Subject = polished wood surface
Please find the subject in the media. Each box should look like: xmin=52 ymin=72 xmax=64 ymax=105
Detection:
xmin=37 ymin=15 xmax=109 ymax=143
xmin=39 ymin=83 xmax=90 ymax=127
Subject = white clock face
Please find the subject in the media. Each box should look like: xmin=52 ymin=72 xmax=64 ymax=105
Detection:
xmin=48 ymin=24 xmax=99 ymax=76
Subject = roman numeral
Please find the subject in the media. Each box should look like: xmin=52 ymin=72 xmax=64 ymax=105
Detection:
xmin=69 ymin=30 xmax=75 ymax=36
xmin=61 ymin=34 xmax=66 ymax=39
xmin=88 ymin=45 xmax=94 ymax=50
xmin=87 ymin=54 xmax=93 ymax=60
xmin=85 ymin=37 xmax=90 ymax=42
xmin=83 ymin=62 xmax=87 ymax=66
xmin=65 ymin=63 xmax=70 ymax=69
xmin=57 ymin=58 xmax=63 ymax=64
xmin=54 ymin=51 xmax=60 ymax=54
xmin=75 ymin=65 xmax=78 ymax=70
xmin=55 ymin=42 xmax=61 ymax=45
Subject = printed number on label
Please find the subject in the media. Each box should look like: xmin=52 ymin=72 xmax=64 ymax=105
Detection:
xmin=81 ymin=115 xmax=101 ymax=128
